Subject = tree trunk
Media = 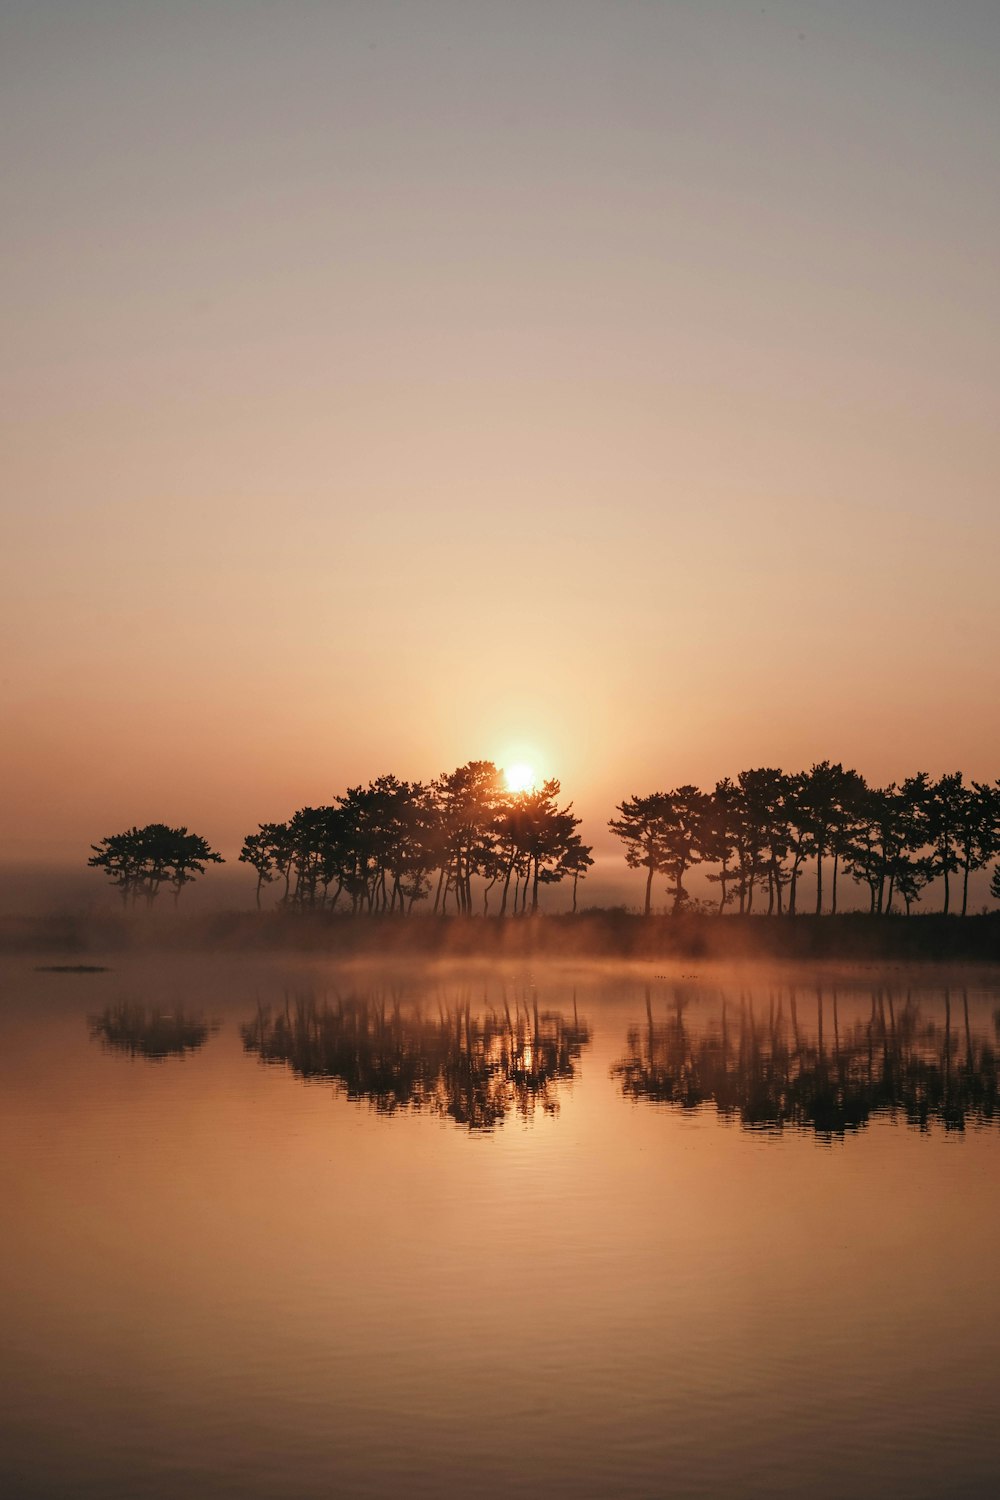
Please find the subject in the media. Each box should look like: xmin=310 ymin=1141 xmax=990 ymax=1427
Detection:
xmin=815 ymin=849 xmax=824 ymax=916
xmin=671 ymin=862 xmax=685 ymax=916
xmin=961 ymin=861 xmax=970 ymax=918
xmin=643 ymin=862 xmax=654 ymax=917
xmin=500 ymin=857 xmax=516 ymax=916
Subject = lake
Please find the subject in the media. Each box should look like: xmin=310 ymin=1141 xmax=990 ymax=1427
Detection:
xmin=3 ymin=955 xmax=999 ymax=1499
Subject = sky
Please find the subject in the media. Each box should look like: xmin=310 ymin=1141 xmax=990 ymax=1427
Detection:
xmin=2 ymin=0 xmax=999 ymax=873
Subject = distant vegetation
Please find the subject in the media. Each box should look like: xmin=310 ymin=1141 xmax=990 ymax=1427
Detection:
xmin=237 ymin=763 xmax=592 ymax=915
xmin=88 ymin=824 xmax=223 ymax=905
xmin=612 ymin=764 xmax=1000 ymax=917
xmin=85 ymin=760 xmax=1000 ymax=918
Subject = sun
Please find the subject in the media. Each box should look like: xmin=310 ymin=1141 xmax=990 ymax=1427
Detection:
xmin=505 ymin=762 xmax=536 ymax=794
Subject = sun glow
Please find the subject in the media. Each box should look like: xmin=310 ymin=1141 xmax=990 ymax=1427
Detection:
xmin=505 ymin=762 xmax=536 ymax=794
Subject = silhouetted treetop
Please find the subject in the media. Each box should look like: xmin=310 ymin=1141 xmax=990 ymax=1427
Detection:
xmin=88 ymin=825 xmax=223 ymax=905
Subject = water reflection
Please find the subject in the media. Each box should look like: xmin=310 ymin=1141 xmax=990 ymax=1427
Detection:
xmin=89 ymin=1002 xmax=219 ymax=1060
xmin=614 ymin=986 xmax=1000 ymax=1135
xmin=241 ymin=989 xmax=591 ymax=1130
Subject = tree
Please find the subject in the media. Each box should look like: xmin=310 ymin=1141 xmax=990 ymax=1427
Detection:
xmin=239 ymin=825 xmax=280 ymax=908
xmin=896 ymin=857 xmax=932 ymax=916
xmin=656 ymin=785 xmax=712 ymax=914
xmin=87 ymin=829 xmax=148 ymax=904
xmin=730 ymin=769 xmax=789 ymax=915
xmin=703 ymin=780 xmax=739 ymax=914
xmin=166 ymin=828 xmax=225 ymax=904
xmin=609 ymin=786 xmax=711 ymax=915
xmin=433 ymin=761 xmax=505 ymax=916
xmin=89 ymin=824 xmax=223 ymax=904
xmin=511 ymin=780 xmax=589 ymax=914
xmin=561 ymin=834 xmax=594 ymax=913
xmin=794 ymin=761 xmax=865 ymax=915
xmin=826 ymin=768 xmax=868 ymax=915
xmin=955 ymin=781 xmax=1000 ymax=917
xmin=609 ymin=793 xmax=671 ymax=916
xmin=783 ymin=774 xmax=815 ymax=917
xmin=925 ymin=772 xmax=965 ymax=915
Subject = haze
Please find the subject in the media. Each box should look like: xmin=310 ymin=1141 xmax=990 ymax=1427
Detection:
xmin=3 ymin=0 xmax=999 ymax=869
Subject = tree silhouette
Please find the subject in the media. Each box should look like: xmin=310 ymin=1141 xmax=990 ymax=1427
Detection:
xmin=703 ymin=780 xmax=739 ymax=914
xmin=88 ymin=824 xmax=223 ymax=904
xmin=608 ymin=794 xmax=671 ymax=916
xmin=511 ymin=779 xmax=588 ymax=914
xmin=955 ymin=780 xmax=1000 ymax=917
xmin=925 ymin=772 xmax=965 ymax=915
xmin=239 ymin=827 xmax=278 ymax=908
xmin=433 ymin=761 xmax=505 ymax=916
xmin=732 ymin=769 xmax=789 ymax=915
xmin=95 ymin=756 xmax=1000 ymax=921
xmin=561 ymin=833 xmax=594 ymax=913
xmin=792 ymin=762 xmax=865 ymax=915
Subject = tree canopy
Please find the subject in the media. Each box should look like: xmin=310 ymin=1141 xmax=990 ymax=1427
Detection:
xmin=88 ymin=824 xmax=223 ymax=904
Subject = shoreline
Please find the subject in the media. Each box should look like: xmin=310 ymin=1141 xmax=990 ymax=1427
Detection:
xmin=3 ymin=908 xmax=1000 ymax=964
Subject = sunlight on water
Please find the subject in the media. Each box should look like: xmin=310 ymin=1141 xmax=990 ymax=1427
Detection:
xmin=3 ymin=957 xmax=1000 ymax=1499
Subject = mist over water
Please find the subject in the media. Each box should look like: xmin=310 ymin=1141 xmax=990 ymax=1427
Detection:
xmin=3 ymin=955 xmax=1000 ymax=1499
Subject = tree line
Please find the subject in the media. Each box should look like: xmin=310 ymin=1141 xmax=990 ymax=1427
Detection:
xmin=239 ymin=763 xmax=593 ymax=914
xmin=87 ymin=761 xmax=592 ymax=915
xmin=86 ymin=760 xmax=1000 ymax=917
xmin=611 ymin=764 xmax=1000 ymax=917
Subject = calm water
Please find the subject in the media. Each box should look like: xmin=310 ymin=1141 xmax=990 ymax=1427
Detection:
xmin=3 ymin=955 xmax=1000 ymax=1499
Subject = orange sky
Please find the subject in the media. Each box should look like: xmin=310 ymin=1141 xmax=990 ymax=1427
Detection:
xmin=3 ymin=1 xmax=999 ymax=867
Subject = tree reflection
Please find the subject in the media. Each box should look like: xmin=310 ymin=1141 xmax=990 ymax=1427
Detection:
xmin=613 ymin=985 xmax=1000 ymax=1135
xmin=89 ymin=1002 xmax=218 ymax=1060
xmin=241 ymin=988 xmax=591 ymax=1130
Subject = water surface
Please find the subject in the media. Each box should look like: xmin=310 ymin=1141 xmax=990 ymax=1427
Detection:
xmin=3 ymin=956 xmax=999 ymax=1499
